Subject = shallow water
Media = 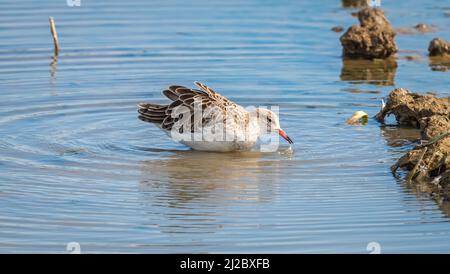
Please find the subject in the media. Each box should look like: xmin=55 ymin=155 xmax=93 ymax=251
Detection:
xmin=0 ymin=0 xmax=449 ymax=253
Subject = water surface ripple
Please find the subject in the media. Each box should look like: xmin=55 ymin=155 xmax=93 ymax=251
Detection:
xmin=0 ymin=0 xmax=449 ymax=253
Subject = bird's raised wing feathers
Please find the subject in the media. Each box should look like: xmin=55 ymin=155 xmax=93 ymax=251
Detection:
xmin=138 ymin=82 xmax=244 ymax=133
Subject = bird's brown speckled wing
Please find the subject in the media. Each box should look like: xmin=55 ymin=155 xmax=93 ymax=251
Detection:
xmin=194 ymin=81 xmax=238 ymax=108
xmin=138 ymin=83 xmax=246 ymax=133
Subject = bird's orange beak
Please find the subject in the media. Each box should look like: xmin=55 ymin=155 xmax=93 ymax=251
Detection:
xmin=278 ymin=129 xmax=293 ymax=144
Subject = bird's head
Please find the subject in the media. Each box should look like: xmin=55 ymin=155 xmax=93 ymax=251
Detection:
xmin=253 ymin=108 xmax=293 ymax=144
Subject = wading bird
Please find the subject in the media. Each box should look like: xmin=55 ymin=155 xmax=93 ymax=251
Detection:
xmin=138 ymin=82 xmax=293 ymax=152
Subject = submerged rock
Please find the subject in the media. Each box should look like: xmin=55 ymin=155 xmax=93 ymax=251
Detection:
xmin=331 ymin=26 xmax=344 ymax=33
xmin=376 ymin=88 xmax=450 ymax=198
xmin=396 ymin=24 xmax=436 ymax=35
xmin=428 ymin=38 xmax=450 ymax=56
xmin=402 ymin=55 xmax=421 ymax=61
xmin=395 ymin=27 xmax=416 ymax=35
xmin=340 ymin=8 xmax=397 ymax=59
xmin=414 ymin=23 xmax=435 ymax=33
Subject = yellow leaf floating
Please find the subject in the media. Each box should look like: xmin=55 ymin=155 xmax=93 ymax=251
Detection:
xmin=346 ymin=111 xmax=369 ymax=125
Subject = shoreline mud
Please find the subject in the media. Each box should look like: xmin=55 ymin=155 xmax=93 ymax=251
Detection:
xmin=375 ymin=89 xmax=450 ymax=199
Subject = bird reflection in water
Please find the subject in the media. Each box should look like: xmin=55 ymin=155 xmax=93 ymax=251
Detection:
xmin=137 ymin=150 xmax=284 ymax=234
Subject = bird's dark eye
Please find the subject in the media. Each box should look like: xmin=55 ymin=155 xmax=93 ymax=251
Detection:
xmin=266 ymin=116 xmax=273 ymax=132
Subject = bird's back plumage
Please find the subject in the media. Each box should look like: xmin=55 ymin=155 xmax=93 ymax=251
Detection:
xmin=138 ymin=82 xmax=259 ymax=151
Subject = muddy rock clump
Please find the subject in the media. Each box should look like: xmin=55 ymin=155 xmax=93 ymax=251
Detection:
xmin=428 ymin=38 xmax=450 ymax=71
xmin=340 ymin=7 xmax=397 ymax=59
xmin=376 ymin=88 xmax=450 ymax=198
xmin=428 ymin=38 xmax=450 ymax=56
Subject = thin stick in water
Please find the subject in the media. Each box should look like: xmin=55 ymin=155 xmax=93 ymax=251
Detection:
xmin=49 ymin=17 xmax=59 ymax=55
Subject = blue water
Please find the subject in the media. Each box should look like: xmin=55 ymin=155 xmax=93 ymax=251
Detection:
xmin=0 ymin=0 xmax=449 ymax=253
